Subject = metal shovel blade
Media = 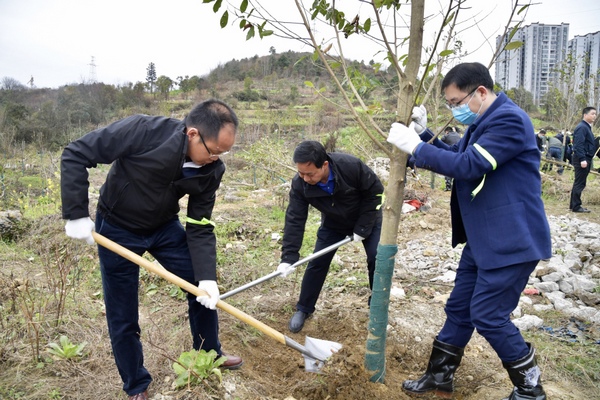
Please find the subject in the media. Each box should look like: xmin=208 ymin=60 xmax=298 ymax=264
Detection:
xmin=304 ymin=336 xmax=343 ymax=373
xmin=283 ymin=335 xmax=343 ymax=373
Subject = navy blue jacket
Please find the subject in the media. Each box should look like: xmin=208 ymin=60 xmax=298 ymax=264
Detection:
xmin=572 ymin=119 xmax=595 ymax=162
xmin=414 ymin=93 xmax=551 ymax=269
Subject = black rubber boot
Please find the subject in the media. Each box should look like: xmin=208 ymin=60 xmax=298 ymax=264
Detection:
xmin=502 ymin=343 xmax=546 ymax=400
xmin=402 ymin=338 xmax=464 ymax=398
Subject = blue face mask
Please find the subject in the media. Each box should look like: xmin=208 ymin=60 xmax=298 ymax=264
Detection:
xmin=452 ymin=102 xmax=478 ymax=125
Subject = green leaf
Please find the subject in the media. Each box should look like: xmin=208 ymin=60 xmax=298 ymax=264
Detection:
xmin=504 ymin=41 xmax=524 ymax=51
xmin=240 ymin=0 xmax=248 ymax=13
xmin=246 ymin=26 xmax=255 ymax=40
xmin=259 ymin=29 xmax=273 ymax=38
xmin=364 ymin=18 xmax=371 ymax=32
xmin=213 ymin=0 xmax=222 ymax=13
xmin=518 ymin=4 xmax=530 ymax=15
xmin=202 ymin=0 xmax=214 ymax=3
xmin=220 ymin=10 xmax=229 ymax=28
xmin=508 ymin=24 xmax=521 ymax=41
xmin=443 ymin=11 xmax=455 ymax=27
xmin=304 ymin=81 xmax=315 ymax=88
xmin=439 ymin=49 xmax=454 ymax=57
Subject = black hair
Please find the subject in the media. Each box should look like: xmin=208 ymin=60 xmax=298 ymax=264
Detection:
xmin=583 ymin=106 xmax=597 ymax=117
xmin=442 ymin=62 xmax=494 ymax=94
xmin=185 ymin=99 xmax=238 ymax=141
xmin=293 ymin=140 xmax=328 ymax=168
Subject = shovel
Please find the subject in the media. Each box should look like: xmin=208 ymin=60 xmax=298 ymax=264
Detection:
xmin=220 ymin=236 xmax=352 ymax=300
xmin=91 ymin=232 xmax=342 ymax=373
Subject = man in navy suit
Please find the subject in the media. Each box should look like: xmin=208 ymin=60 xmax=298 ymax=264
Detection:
xmin=569 ymin=106 xmax=597 ymax=213
xmin=387 ymin=62 xmax=551 ymax=400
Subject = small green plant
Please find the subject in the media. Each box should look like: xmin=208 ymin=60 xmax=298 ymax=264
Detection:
xmin=172 ymin=349 xmax=226 ymax=389
xmin=47 ymin=335 xmax=87 ymax=360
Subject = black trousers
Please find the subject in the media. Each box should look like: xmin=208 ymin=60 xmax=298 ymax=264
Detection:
xmin=570 ymin=157 xmax=591 ymax=210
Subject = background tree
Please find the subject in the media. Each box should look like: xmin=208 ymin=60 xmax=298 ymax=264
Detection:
xmin=156 ymin=75 xmax=174 ymax=100
xmin=506 ymin=86 xmax=536 ymax=113
xmin=146 ymin=62 xmax=157 ymax=96
xmin=544 ymin=53 xmax=587 ymax=130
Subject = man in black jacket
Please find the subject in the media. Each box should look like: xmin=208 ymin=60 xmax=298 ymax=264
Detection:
xmin=570 ymin=106 xmax=597 ymax=213
xmin=275 ymin=141 xmax=384 ymax=333
xmin=61 ymin=99 xmax=242 ymax=400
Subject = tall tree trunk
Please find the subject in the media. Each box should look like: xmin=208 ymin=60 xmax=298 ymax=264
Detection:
xmin=364 ymin=0 xmax=425 ymax=382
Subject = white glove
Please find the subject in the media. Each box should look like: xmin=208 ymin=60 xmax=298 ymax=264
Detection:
xmin=411 ymin=105 xmax=427 ymax=134
xmin=65 ymin=217 xmax=95 ymax=245
xmin=196 ymin=280 xmax=219 ymax=310
xmin=353 ymin=233 xmax=365 ymax=242
xmin=276 ymin=262 xmax=294 ymax=278
xmin=387 ymin=122 xmax=423 ymax=155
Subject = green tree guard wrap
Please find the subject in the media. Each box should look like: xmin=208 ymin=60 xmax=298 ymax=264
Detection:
xmin=365 ymin=243 xmax=397 ymax=382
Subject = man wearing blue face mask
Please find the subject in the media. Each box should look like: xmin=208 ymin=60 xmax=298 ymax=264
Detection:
xmin=387 ymin=62 xmax=551 ymax=400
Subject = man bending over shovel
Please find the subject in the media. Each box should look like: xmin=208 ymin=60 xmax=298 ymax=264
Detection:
xmin=276 ymin=140 xmax=384 ymax=333
xmin=61 ymin=99 xmax=242 ymax=400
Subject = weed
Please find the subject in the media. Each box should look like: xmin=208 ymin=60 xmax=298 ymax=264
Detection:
xmin=172 ymin=349 xmax=226 ymax=389
xmin=47 ymin=335 xmax=87 ymax=360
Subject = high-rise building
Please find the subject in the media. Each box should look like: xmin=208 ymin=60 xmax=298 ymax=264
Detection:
xmin=567 ymin=31 xmax=600 ymax=105
xmin=495 ymin=23 xmax=570 ymax=106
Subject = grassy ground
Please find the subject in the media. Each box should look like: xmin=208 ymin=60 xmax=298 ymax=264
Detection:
xmin=0 ymin=150 xmax=599 ymax=399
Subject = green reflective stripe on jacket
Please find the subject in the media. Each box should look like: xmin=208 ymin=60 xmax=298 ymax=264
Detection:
xmin=470 ymin=144 xmax=497 ymax=200
xmin=471 ymin=175 xmax=486 ymax=199
xmin=376 ymin=193 xmax=385 ymax=210
xmin=474 ymin=143 xmax=497 ymax=170
xmin=186 ymin=217 xmax=215 ymax=227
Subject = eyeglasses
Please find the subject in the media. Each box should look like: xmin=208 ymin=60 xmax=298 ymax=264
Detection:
xmin=445 ymin=87 xmax=477 ymax=110
xmin=199 ymin=132 xmax=229 ymax=159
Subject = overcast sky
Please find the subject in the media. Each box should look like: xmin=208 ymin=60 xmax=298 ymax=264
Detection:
xmin=1 ymin=0 xmax=599 ymax=89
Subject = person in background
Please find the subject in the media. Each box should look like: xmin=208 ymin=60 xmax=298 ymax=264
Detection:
xmin=61 ymin=99 xmax=243 ymax=400
xmin=276 ymin=140 xmax=384 ymax=333
xmin=544 ymin=133 xmax=564 ymax=174
xmin=569 ymin=106 xmax=597 ymax=213
xmin=556 ymin=130 xmax=572 ymax=165
xmin=441 ymin=126 xmax=461 ymax=191
xmin=386 ymin=62 xmax=551 ymax=400
xmin=536 ymin=129 xmax=547 ymax=153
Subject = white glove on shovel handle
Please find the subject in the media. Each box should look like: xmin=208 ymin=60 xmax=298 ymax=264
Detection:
xmin=197 ymin=280 xmax=220 ymax=310
xmin=276 ymin=262 xmax=294 ymax=278
xmin=65 ymin=217 xmax=95 ymax=245
xmin=387 ymin=122 xmax=423 ymax=155
xmin=353 ymin=233 xmax=365 ymax=242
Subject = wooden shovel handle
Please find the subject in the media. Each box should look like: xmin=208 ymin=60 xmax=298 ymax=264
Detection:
xmin=92 ymin=232 xmax=286 ymax=345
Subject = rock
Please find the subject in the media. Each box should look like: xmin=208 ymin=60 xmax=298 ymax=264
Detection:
xmin=512 ymin=315 xmax=544 ymax=331
xmin=0 ymin=210 xmax=23 ymax=240
xmin=534 ymin=281 xmax=560 ymax=293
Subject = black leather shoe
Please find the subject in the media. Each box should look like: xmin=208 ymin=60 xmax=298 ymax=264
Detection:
xmin=289 ymin=311 xmax=310 ymax=333
xmin=220 ymin=353 xmax=243 ymax=370
xmin=573 ymin=207 xmax=591 ymax=213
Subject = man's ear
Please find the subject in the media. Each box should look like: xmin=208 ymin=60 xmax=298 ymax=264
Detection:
xmin=186 ymin=127 xmax=198 ymax=140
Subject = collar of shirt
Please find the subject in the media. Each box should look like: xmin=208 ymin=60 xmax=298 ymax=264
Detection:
xmin=316 ymin=166 xmax=335 ymax=194
xmin=181 ymin=160 xmax=204 ymax=178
